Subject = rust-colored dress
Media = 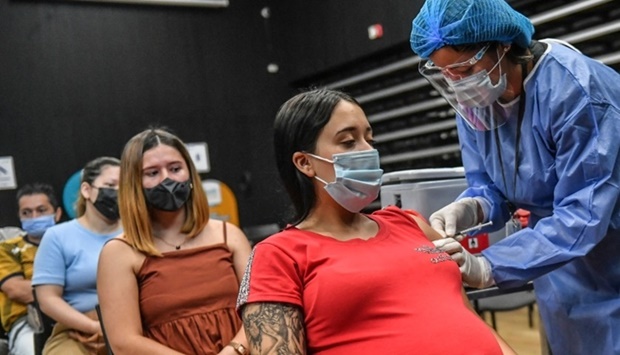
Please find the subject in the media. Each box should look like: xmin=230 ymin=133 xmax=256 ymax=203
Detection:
xmin=137 ymin=231 xmax=242 ymax=355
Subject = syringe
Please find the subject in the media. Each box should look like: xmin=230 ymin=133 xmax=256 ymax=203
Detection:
xmin=454 ymin=221 xmax=494 ymax=241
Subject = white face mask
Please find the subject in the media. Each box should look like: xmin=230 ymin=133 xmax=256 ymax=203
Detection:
xmin=307 ymin=149 xmax=384 ymax=212
xmin=447 ymin=48 xmax=507 ymax=108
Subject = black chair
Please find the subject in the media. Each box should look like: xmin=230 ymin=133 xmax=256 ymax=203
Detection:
xmin=472 ymin=289 xmax=537 ymax=330
xmin=95 ymin=304 xmax=113 ymax=355
xmin=30 ymin=289 xmax=55 ymax=355
xmin=0 ymin=327 xmax=8 ymax=355
xmin=242 ymin=223 xmax=280 ymax=246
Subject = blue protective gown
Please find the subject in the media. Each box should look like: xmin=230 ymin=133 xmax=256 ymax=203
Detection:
xmin=457 ymin=42 xmax=620 ymax=354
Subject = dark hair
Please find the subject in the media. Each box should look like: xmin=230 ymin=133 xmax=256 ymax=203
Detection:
xmin=16 ymin=183 xmax=59 ymax=209
xmin=505 ymin=43 xmax=531 ymax=65
xmin=76 ymin=156 xmax=121 ymax=217
xmin=273 ymin=88 xmax=360 ymax=224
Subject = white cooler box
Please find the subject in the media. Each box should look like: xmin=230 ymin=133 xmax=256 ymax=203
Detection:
xmin=380 ymin=167 xmax=505 ymax=254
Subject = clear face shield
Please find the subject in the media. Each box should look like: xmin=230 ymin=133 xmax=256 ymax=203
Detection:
xmin=419 ymin=45 xmax=512 ymax=131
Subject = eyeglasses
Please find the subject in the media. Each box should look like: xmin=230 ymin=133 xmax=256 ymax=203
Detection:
xmin=422 ymin=44 xmax=491 ymax=73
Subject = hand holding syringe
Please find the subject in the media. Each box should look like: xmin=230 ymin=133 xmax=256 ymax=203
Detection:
xmin=453 ymin=221 xmax=493 ymax=241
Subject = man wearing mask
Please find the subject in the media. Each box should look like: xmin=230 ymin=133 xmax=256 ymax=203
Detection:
xmin=0 ymin=183 xmax=62 ymax=355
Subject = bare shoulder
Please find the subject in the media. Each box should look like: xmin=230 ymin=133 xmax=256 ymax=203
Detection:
xmin=100 ymin=235 xmax=144 ymax=268
xmin=203 ymin=219 xmax=241 ymax=239
xmin=224 ymin=221 xmax=249 ymax=241
xmin=405 ymin=212 xmax=442 ymax=241
xmin=101 ymin=234 xmax=131 ymax=252
xmin=226 ymin=222 xmax=251 ymax=251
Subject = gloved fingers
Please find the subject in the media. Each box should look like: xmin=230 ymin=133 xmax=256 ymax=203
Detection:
xmin=451 ymin=251 xmax=465 ymax=266
xmin=432 ymin=238 xmax=462 ymax=255
xmin=433 ymin=203 xmax=459 ymax=237
xmin=430 ymin=199 xmax=479 ymax=237
xmin=431 ymin=237 xmax=448 ymax=248
xmin=429 ymin=217 xmax=448 ymax=238
xmin=443 ymin=217 xmax=458 ymax=237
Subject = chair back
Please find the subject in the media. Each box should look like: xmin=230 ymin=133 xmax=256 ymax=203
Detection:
xmin=30 ymin=289 xmax=55 ymax=355
xmin=242 ymin=223 xmax=280 ymax=246
xmin=0 ymin=329 xmax=8 ymax=355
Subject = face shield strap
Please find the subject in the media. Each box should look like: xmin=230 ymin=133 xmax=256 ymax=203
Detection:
xmin=494 ymin=62 xmax=528 ymax=214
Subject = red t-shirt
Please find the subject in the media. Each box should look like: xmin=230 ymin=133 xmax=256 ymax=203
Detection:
xmin=238 ymin=206 xmax=501 ymax=354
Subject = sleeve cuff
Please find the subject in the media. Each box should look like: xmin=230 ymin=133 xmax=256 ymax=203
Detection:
xmin=473 ymin=197 xmax=492 ymax=222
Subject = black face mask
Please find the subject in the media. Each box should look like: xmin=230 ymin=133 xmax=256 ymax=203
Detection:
xmin=144 ymin=178 xmax=192 ymax=211
xmin=93 ymin=187 xmax=120 ymax=221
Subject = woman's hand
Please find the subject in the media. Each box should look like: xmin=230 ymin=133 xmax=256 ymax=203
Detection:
xmin=67 ymin=328 xmax=105 ymax=355
xmin=89 ymin=319 xmax=102 ymax=336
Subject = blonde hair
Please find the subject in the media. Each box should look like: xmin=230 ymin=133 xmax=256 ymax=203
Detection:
xmin=75 ymin=157 xmax=121 ymax=217
xmin=119 ymin=128 xmax=210 ymax=256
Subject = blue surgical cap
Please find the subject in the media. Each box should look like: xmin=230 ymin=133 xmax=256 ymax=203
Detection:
xmin=410 ymin=0 xmax=534 ymax=59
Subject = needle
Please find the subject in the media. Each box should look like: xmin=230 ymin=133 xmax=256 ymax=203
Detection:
xmin=454 ymin=221 xmax=494 ymax=241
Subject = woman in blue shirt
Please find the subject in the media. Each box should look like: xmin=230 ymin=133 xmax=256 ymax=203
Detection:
xmin=33 ymin=157 xmax=122 ymax=355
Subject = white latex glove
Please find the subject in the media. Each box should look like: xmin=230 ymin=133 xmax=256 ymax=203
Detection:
xmin=460 ymin=253 xmax=495 ymax=289
xmin=433 ymin=238 xmax=495 ymax=289
xmin=432 ymin=238 xmax=466 ymax=265
xmin=429 ymin=197 xmax=480 ymax=238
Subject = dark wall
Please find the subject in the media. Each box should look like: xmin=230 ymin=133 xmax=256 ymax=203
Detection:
xmin=0 ymin=0 xmax=294 ymax=227
xmin=0 ymin=0 xmax=424 ymax=228
xmin=268 ymin=0 xmax=424 ymax=81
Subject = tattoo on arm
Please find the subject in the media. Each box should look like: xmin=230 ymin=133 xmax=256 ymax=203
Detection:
xmin=241 ymin=303 xmax=306 ymax=355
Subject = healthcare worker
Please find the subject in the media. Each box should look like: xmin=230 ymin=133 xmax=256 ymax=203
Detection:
xmin=409 ymin=0 xmax=620 ymax=354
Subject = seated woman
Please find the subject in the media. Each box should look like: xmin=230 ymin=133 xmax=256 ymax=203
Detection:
xmin=97 ymin=128 xmax=252 ymax=355
xmin=237 ymin=89 xmax=515 ymax=354
xmin=33 ymin=156 xmax=122 ymax=355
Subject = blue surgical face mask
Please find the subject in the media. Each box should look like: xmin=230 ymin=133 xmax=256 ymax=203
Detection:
xmin=21 ymin=214 xmax=56 ymax=238
xmin=307 ymin=149 xmax=384 ymax=212
xmin=447 ymin=48 xmax=507 ymax=108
